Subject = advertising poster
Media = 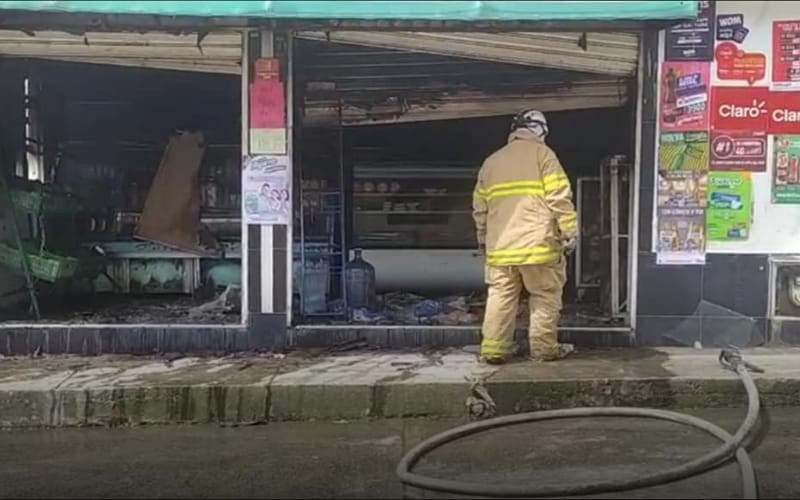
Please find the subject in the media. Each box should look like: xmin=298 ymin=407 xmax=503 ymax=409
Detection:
xmin=660 ymin=61 xmax=711 ymax=131
xmin=657 ymin=171 xmax=708 ymax=208
xmin=656 ymin=207 xmax=707 ymax=265
xmin=714 ymin=42 xmax=766 ymax=85
xmin=706 ymin=172 xmax=752 ymax=241
xmin=709 ymin=86 xmax=770 ymax=133
xmin=250 ymin=80 xmax=285 ymax=129
xmin=772 ymin=21 xmax=800 ymax=91
xmin=665 ymin=0 xmax=715 ymax=61
xmin=772 ymin=135 xmax=800 ymax=204
xmin=767 ymin=91 xmax=800 ymax=134
xmin=710 ymin=130 xmax=767 ymax=171
xmin=249 ymin=78 xmax=287 ymax=154
xmin=716 ymin=13 xmax=749 ymax=44
xmin=254 ymin=58 xmax=280 ymax=81
xmin=242 ymin=155 xmax=291 ymax=224
xmin=659 ymin=132 xmax=710 ymax=172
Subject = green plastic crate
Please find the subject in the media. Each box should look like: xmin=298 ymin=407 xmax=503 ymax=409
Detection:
xmin=9 ymin=184 xmax=81 ymax=215
xmin=0 ymin=242 xmax=80 ymax=282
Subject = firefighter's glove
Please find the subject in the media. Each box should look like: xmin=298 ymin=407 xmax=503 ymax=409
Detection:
xmin=562 ymin=236 xmax=577 ymax=256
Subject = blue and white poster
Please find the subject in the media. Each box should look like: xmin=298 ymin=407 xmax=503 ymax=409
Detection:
xmin=242 ymin=155 xmax=290 ymax=224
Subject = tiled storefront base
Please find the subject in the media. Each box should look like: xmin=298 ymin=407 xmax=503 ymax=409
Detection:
xmin=769 ymin=320 xmax=800 ymax=345
xmin=635 ymin=253 xmax=770 ymax=347
xmin=290 ymin=326 xmax=634 ymax=350
xmin=0 ymin=313 xmax=288 ymax=356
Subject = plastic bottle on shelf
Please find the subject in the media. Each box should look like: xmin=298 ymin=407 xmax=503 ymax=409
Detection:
xmin=346 ymin=248 xmax=376 ymax=310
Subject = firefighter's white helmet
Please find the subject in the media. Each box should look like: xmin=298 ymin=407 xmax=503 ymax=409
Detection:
xmin=511 ymin=109 xmax=549 ymax=138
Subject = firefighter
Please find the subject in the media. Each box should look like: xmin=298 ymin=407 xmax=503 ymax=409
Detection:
xmin=472 ymin=109 xmax=578 ymax=364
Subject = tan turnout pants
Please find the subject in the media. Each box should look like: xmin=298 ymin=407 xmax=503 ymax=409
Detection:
xmin=480 ymin=259 xmax=566 ymax=360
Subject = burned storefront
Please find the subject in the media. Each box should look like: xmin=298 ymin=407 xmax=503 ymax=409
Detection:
xmin=0 ymin=0 xmax=704 ymax=353
xmin=0 ymin=30 xmax=244 ymax=327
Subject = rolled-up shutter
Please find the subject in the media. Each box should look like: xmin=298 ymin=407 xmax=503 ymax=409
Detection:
xmin=296 ymin=31 xmax=639 ymax=77
xmin=0 ymin=30 xmax=242 ymax=74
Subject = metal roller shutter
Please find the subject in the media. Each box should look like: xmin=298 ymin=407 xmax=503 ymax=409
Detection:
xmin=296 ymin=31 xmax=639 ymax=77
xmin=0 ymin=30 xmax=243 ymax=74
xmin=305 ymin=80 xmax=628 ymax=126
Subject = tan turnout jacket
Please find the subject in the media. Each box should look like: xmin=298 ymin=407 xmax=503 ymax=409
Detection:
xmin=473 ymin=129 xmax=578 ymax=266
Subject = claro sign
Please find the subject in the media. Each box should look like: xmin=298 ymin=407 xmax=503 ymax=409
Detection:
xmin=769 ymin=93 xmax=800 ymax=134
xmin=710 ymin=86 xmax=770 ymax=132
xmin=710 ymin=86 xmax=800 ymax=134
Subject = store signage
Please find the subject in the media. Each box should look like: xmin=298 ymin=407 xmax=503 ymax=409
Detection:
xmin=710 ymin=130 xmax=767 ymax=171
xmin=714 ymin=42 xmax=765 ymax=85
xmin=773 ymin=21 xmax=800 ymax=91
xmin=709 ymin=86 xmax=770 ymax=132
xmin=716 ymin=14 xmax=749 ymax=43
xmin=665 ymin=0 xmax=716 ymax=61
xmin=768 ymin=92 xmax=800 ymax=134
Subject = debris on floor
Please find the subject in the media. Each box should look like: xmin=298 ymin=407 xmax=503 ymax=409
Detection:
xmin=314 ymin=291 xmax=614 ymax=328
xmin=189 ymin=284 xmax=242 ymax=319
xmin=349 ymin=292 xmax=479 ymax=326
xmin=0 ymin=293 xmax=242 ymax=325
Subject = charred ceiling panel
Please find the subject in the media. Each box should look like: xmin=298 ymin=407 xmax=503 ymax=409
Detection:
xmin=296 ymin=39 xmax=629 ymax=126
xmin=0 ymin=30 xmax=243 ymax=74
xmin=296 ymin=31 xmax=639 ymax=77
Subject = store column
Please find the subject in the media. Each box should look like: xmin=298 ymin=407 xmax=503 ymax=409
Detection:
xmin=242 ymin=30 xmax=291 ymax=348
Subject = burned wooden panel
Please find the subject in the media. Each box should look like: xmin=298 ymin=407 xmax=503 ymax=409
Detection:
xmin=135 ymin=131 xmax=209 ymax=255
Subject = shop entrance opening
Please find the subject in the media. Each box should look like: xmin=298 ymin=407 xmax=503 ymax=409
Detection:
xmin=292 ymin=32 xmax=638 ymax=331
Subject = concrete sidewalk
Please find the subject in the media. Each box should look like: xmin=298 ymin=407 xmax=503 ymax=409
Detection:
xmin=1 ymin=347 xmax=800 ymax=428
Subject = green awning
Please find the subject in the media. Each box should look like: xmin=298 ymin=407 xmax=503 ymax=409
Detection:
xmin=0 ymin=1 xmax=698 ymax=22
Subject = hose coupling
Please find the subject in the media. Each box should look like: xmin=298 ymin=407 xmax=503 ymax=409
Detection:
xmin=719 ymin=347 xmax=764 ymax=374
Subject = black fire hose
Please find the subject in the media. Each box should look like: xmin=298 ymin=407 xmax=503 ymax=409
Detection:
xmin=397 ymin=348 xmax=761 ymax=499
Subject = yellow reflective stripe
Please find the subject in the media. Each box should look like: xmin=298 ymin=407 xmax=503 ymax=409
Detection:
xmin=544 ymin=179 xmax=570 ymax=193
xmin=487 ymin=252 xmax=561 ymax=266
xmin=473 ymin=190 xmax=487 ymax=202
xmin=485 ymin=180 xmax=543 ymax=194
xmin=559 ymin=212 xmax=577 ymax=222
xmin=542 ymin=173 xmax=568 ymax=184
xmin=486 ymin=187 xmax=544 ymax=201
xmin=481 ymin=339 xmax=513 ymax=348
xmin=481 ymin=349 xmax=509 ymax=357
xmin=487 ymin=247 xmax=561 ymax=265
xmin=543 ymin=173 xmax=570 ymax=194
xmin=480 ymin=339 xmax=514 ymax=356
xmin=487 ymin=246 xmax=558 ymax=257
xmin=558 ymin=212 xmax=578 ymax=230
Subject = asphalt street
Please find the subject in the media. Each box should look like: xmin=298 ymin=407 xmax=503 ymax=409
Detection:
xmin=1 ymin=408 xmax=798 ymax=499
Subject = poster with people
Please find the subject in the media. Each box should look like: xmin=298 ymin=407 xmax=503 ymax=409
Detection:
xmin=242 ymin=155 xmax=291 ymax=224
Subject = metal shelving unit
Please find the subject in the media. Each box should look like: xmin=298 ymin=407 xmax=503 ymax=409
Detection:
xmin=351 ymin=163 xmax=476 ymax=250
xmin=295 ymin=101 xmax=348 ymax=320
